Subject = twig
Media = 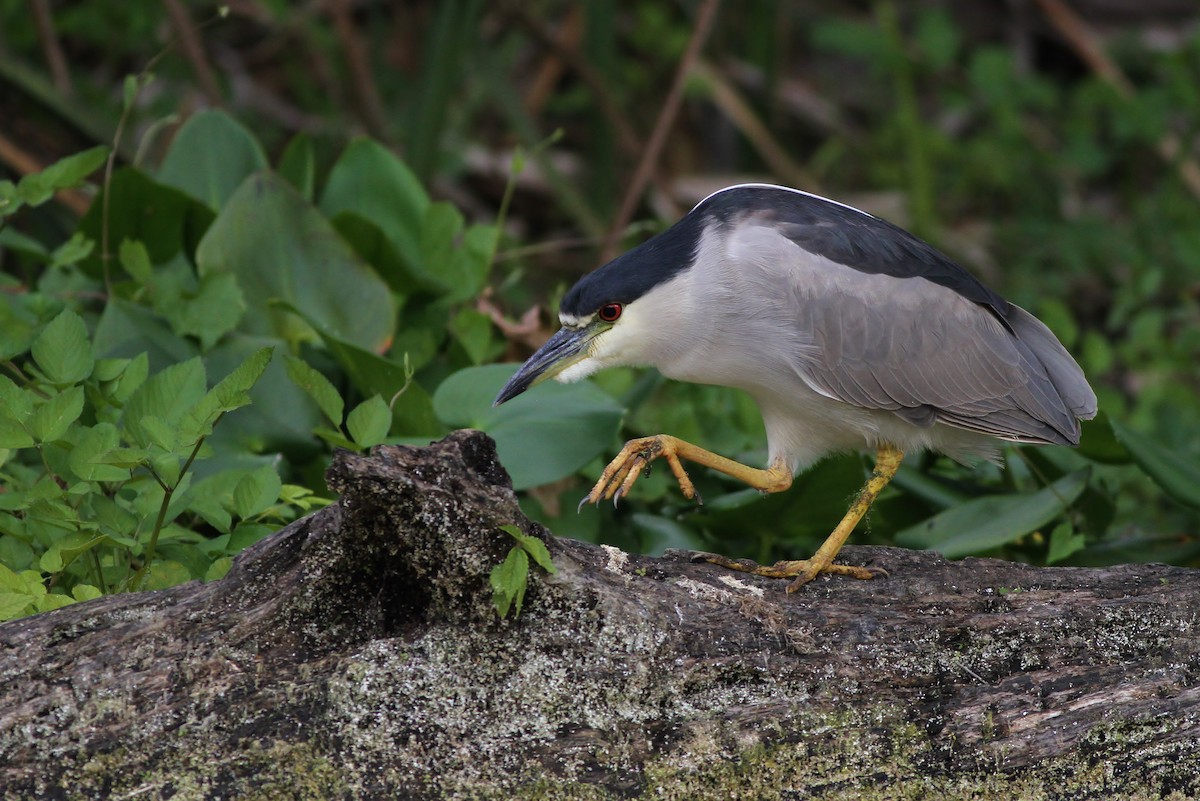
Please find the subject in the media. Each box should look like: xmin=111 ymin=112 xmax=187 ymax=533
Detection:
xmin=600 ymin=0 xmax=722 ymax=262
xmin=28 ymin=0 xmax=72 ymax=96
xmin=691 ymin=60 xmax=819 ymax=192
xmin=163 ymin=0 xmax=224 ymax=106
xmin=502 ymin=1 xmax=641 ymax=158
xmin=1034 ymin=0 xmax=1200 ymax=201
xmin=327 ymin=0 xmax=389 ymax=139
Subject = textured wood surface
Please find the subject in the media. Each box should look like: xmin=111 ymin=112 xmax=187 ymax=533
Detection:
xmin=1 ymin=430 xmax=1198 ymax=800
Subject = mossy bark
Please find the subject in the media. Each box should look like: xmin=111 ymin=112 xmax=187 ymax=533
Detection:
xmin=1 ymin=430 xmax=1198 ymax=800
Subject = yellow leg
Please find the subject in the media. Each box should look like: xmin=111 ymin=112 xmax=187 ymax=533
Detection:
xmin=584 ymin=434 xmax=793 ymax=506
xmin=698 ymin=444 xmax=904 ymax=592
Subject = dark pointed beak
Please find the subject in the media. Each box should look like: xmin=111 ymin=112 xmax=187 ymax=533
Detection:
xmin=494 ymin=326 xmax=595 ymax=405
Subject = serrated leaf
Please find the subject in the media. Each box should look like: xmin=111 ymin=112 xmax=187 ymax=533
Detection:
xmin=139 ymin=415 xmax=178 ymax=451
xmin=179 ymin=346 xmax=273 ymax=442
xmin=16 ymin=145 xmax=108 ymax=206
xmin=31 ymin=310 xmax=94 ymax=385
xmin=119 ymin=238 xmax=153 ymax=284
xmin=122 ymin=357 xmax=207 ymax=448
xmin=346 ymin=395 xmax=391 ymax=448
xmin=49 ymin=232 xmax=95 ymax=270
xmin=69 ymin=423 xmax=129 ymax=482
xmin=0 ymin=376 xmax=34 ymax=448
xmin=490 ymin=546 xmax=529 ymax=619
xmin=895 ymin=469 xmax=1091 ymax=558
xmin=500 ymin=524 xmax=556 ymax=574
xmin=31 ymin=386 xmax=85 ymax=443
xmin=284 ymin=355 xmax=344 ymax=426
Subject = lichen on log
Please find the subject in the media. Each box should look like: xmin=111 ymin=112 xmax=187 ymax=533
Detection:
xmin=1 ymin=430 xmax=1198 ymax=800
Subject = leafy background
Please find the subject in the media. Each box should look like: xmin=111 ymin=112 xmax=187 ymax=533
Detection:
xmin=1 ymin=0 xmax=1198 ymax=619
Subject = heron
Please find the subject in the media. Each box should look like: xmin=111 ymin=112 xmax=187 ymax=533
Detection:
xmin=494 ymin=184 xmax=1097 ymax=591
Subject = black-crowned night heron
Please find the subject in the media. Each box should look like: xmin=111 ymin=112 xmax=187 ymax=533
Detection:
xmin=495 ymin=184 xmax=1097 ymax=591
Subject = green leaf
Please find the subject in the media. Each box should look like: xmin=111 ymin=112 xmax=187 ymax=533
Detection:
xmin=232 ymin=465 xmax=282 ymax=519
xmin=77 ymin=167 xmax=216 ymax=274
xmin=196 ymin=171 xmax=395 ymax=352
xmin=16 ymin=145 xmax=108 ymax=206
xmin=490 ymin=546 xmax=529 ymax=619
xmin=319 ymin=138 xmax=429 ymax=281
xmin=119 ymin=238 xmax=154 ymax=284
xmin=122 ymin=357 xmax=207 ymax=448
xmin=69 ymin=423 xmax=130 ymax=482
xmin=180 ymin=346 xmax=274 ymax=443
xmin=205 ymin=557 xmax=233 ymax=582
xmin=157 ymin=110 xmax=269 ymax=209
xmin=434 ymin=364 xmax=625 ymax=490
xmin=450 ymin=308 xmax=494 ymax=365
xmin=93 ymin=298 xmax=200 ymax=367
xmin=31 ymin=310 xmax=94 ymax=385
xmin=1076 ymin=412 xmax=1131 ymax=465
xmin=1111 ymin=420 xmax=1200 ymax=509
xmin=31 ymin=386 xmax=85 ymax=443
xmin=419 ymin=205 xmax=496 ymax=302
xmin=894 ymin=469 xmax=1091 ymax=558
xmin=0 ymin=376 xmax=35 ymax=448
xmin=284 ymin=355 xmax=345 ymax=427
xmin=167 ymin=272 xmax=246 ymax=351
xmin=500 ymin=524 xmax=556 ymax=574
xmin=72 ymin=584 xmax=103 ymax=602
xmin=347 ymin=395 xmax=391 ymax=448
xmin=0 ymin=592 xmax=35 ymax=621
xmin=1046 ymin=522 xmax=1086 ymax=565
xmin=49 ymin=232 xmax=95 ymax=270
xmin=277 ymin=301 xmax=440 ymax=437
xmin=277 ymin=133 xmax=315 ymax=200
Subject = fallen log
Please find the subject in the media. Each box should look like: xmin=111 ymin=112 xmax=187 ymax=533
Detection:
xmin=1 ymin=430 xmax=1198 ymax=799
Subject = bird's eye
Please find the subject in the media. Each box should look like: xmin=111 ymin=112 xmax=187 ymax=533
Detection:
xmin=598 ymin=303 xmax=623 ymax=323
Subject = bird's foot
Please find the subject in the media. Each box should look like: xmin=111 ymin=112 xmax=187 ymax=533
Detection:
xmin=692 ymin=552 xmax=887 ymax=593
xmin=582 ymin=435 xmax=699 ymax=508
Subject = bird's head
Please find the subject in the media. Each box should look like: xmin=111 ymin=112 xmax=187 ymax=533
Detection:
xmin=493 ymin=200 xmax=709 ymax=406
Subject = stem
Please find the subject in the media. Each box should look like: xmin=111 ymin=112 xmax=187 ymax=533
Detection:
xmin=128 ymin=433 xmax=209 ymax=591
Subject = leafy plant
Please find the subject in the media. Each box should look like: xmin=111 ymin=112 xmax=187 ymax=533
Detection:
xmin=490 ymin=524 xmax=557 ymax=619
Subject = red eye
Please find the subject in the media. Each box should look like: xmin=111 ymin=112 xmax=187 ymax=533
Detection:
xmin=598 ymin=303 xmax=623 ymax=322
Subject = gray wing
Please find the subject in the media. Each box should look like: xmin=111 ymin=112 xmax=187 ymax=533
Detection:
xmin=789 ymin=267 xmax=1097 ymax=445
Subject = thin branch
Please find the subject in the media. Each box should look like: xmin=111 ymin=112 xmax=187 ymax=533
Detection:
xmin=692 ymin=59 xmax=819 ymax=192
xmin=1034 ymin=0 xmax=1200 ymax=201
xmin=600 ymin=0 xmax=722 ymax=262
xmin=327 ymin=0 xmax=389 ymax=139
xmin=28 ymin=0 xmax=72 ymax=96
xmin=163 ymin=0 xmax=224 ymax=106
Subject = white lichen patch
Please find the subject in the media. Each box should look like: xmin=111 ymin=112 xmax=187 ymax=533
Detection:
xmin=600 ymin=544 xmax=629 ymax=574
xmin=717 ymin=574 xmax=765 ymax=598
xmin=675 ymin=577 xmax=736 ymax=604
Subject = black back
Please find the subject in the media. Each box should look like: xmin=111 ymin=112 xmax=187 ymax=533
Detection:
xmin=561 ymin=185 xmax=1012 ymax=323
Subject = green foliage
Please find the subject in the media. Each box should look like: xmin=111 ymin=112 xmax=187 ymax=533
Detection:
xmin=0 ymin=310 xmax=278 ymax=619
xmin=3 ymin=4 xmax=1199 ymax=622
xmin=490 ymin=524 xmax=557 ymax=619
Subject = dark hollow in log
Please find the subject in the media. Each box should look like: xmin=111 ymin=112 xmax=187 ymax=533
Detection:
xmin=1 ymin=430 xmax=1198 ymax=800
